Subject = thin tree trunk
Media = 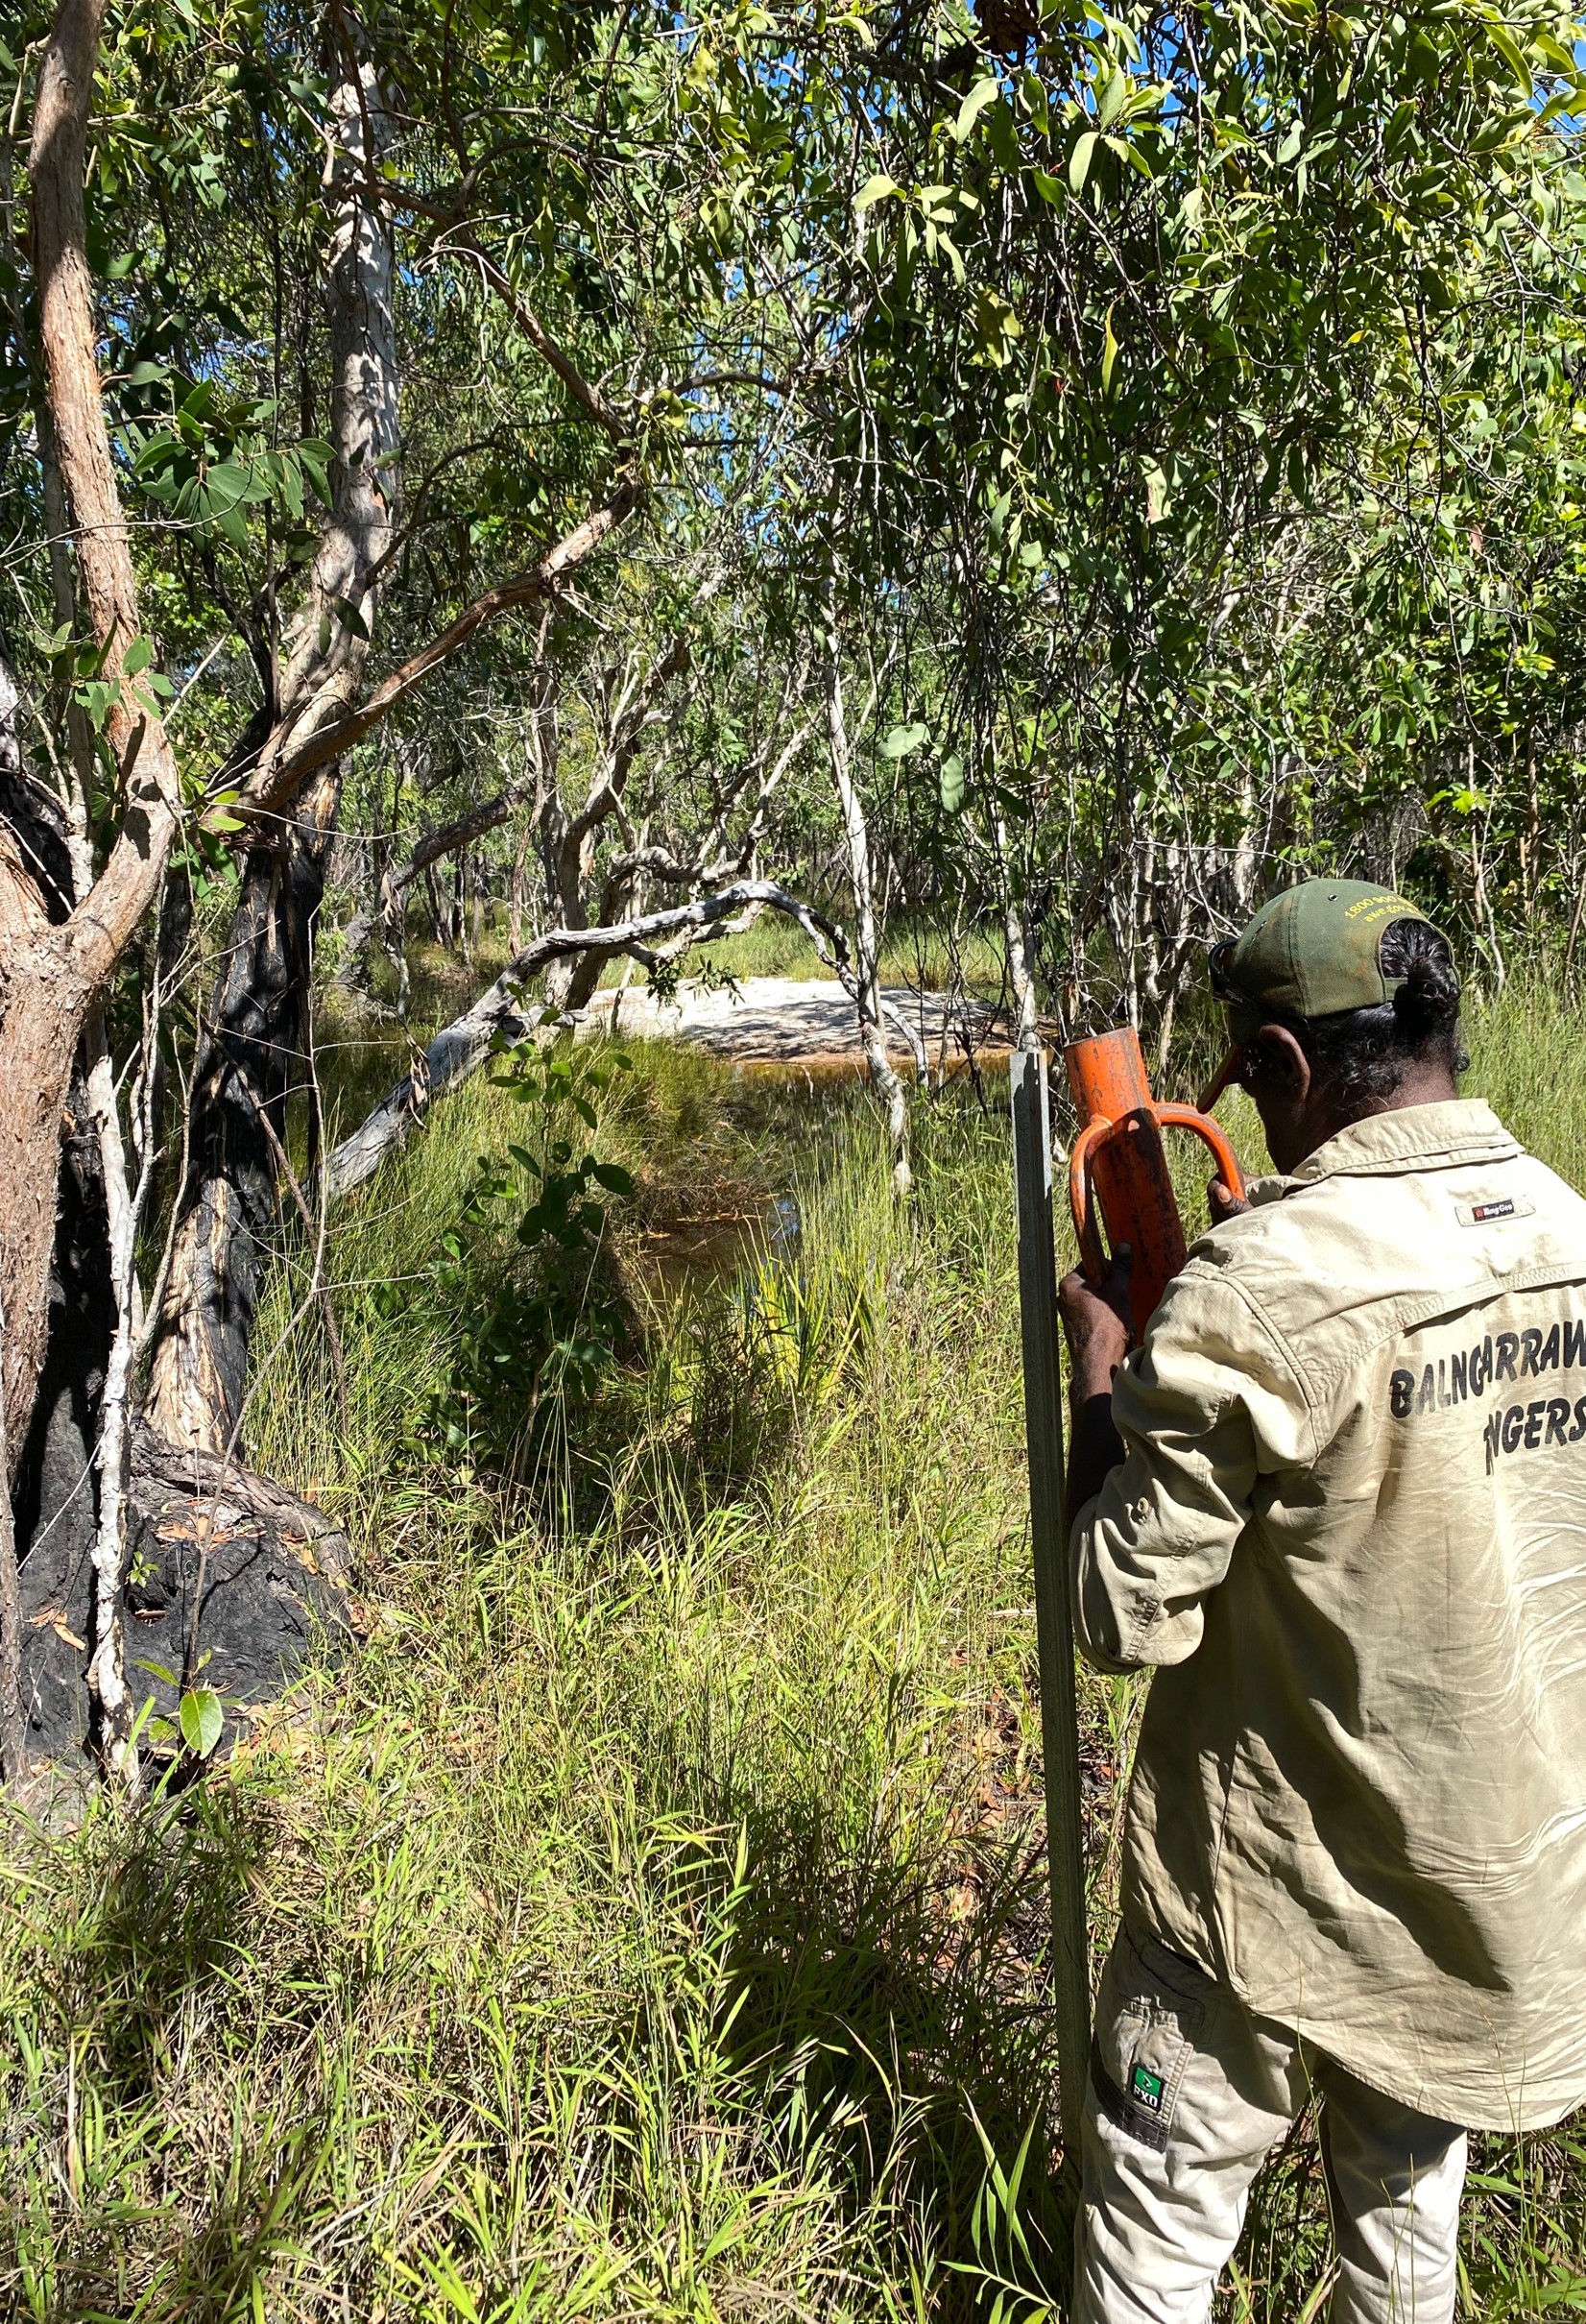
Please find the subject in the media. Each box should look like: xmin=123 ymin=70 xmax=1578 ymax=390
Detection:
xmin=508 ymin=818 xmax=534 ymax=954
xmin=992 ymin=801 xmax=1039 ymax=1053
xmin=82 ymin=1008 xmax=137 ymax=1779
xmin=824 ymin=636 xmax=911 ymax=1196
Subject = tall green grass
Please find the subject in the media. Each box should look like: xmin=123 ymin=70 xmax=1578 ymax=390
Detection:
xmin=3 ymin=993 xmax=1585 ymax=2318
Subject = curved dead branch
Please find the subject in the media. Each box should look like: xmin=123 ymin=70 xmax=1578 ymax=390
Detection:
xmin=324 ymin=880 xmax=857 ymax=1201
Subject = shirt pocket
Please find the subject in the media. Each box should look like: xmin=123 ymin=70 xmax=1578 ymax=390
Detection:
xmin=1090 ymin=1925 xmax=1212 ymax=2153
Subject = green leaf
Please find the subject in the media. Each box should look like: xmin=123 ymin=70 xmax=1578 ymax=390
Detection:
xmin=1488 ymin=21 xmax=1532 ymax=97
xmin=973 ymin=286 xmax=1021 ymax=366
xmin=75 ymin=679 xmax=116 ymax=731
xmin=1535 ymin=30 xmax=1580 ymax=72
xmin=121 ymin=635 xmax=154 ymax=677
xmin=953 ymin=77 xmax=1000 ymax=142
xmin=206 ymin=460 xmax=251 ymax=507
xmin=853 ymin=174 xmax=898 ymax=214
xmin=880 ymin=722 xmax=929 ymax=759
xmin=299 ymin=442 xmax=333 ymax=506
xmin=590 ymin=1160 xmax=636 ymax=1197
xmin=1069 ymin=130 xmax=1097 ymax=195
xmin=179 ymin=1688 xmax=224 ymax=1758
xmin=1029 ymin=167 xmax=1066 ymax=206
xmin=939 ymin=753 xmax=966 ymax=811
xmin=1100 ymin=303 xmax=1119 ymax=398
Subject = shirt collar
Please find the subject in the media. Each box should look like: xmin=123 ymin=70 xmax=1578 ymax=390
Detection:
xmin=1277 ymin=1099 xmax=1519 ymax=1188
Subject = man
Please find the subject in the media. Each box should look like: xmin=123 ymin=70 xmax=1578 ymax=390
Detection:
xmin=1056 ymin=880 xmax=1586 ymax=2324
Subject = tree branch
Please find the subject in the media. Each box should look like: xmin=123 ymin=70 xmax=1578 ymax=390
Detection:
xmin=448 ymin=229 xmax=629 ymax=445
xmin=30 ymin=0 xmax=183 ymax=993
xmin=236 ymin=477 xmax=643 ymax=821
xmin=323 ymin=879 xmax=858 ymax=1201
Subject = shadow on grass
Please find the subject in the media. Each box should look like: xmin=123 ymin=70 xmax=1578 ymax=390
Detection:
xmin=6 ymin=1775 xmax=325 ymax=2323
xmin=718 ymin=1788 xmax=1069 ymax=2320
xmin=33 ymin=1779 xmax=278 ymax=2102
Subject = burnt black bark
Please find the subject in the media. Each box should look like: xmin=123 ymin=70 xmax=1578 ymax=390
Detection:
xmin=144 ymin=775 xmax=340 ymax=1450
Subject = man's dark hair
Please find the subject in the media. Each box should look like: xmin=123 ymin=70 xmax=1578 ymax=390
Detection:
xmin=1255 ymin=918 xmax=1468 ymax=1103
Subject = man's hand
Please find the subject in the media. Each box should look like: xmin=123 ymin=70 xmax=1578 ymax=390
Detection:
xmin=1209 ymin=1175 xmax=1252 ymax=1225
xmin=1058 ymin=1245 xmax=1131 ymax=1513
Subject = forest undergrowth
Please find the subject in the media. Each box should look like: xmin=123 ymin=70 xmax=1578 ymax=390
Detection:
xmin=2 ymin=985 xmax=1585 ymax=2321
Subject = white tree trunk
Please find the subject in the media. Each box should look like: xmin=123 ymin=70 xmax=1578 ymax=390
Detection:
xmin=991 ymin=802 xmax=1040 ymax=1052
xmin=83 ymin=1012 xmax=138 ymax=1783
xmin=824 ymin=637 xmax=911 ymax=1197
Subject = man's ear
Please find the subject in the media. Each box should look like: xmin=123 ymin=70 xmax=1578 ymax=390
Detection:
xmin=1243 ymin=1023 xmax=1311 ymax=1104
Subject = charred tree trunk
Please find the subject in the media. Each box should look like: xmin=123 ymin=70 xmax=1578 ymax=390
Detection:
xmin=143 ymin=774 xmax=340 ymax=1453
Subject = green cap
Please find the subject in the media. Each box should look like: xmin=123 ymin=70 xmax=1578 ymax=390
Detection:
xmin=1214 ymin=880 xmax=1434 ymax=1023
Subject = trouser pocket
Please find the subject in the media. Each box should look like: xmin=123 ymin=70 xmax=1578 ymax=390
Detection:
xmin=1090 ymin=1925 xmax=1213 ymax=2154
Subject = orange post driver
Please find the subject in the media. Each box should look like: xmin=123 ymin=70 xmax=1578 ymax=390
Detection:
xmin=1065 ymin=1027 xmax=1246 ymax=1343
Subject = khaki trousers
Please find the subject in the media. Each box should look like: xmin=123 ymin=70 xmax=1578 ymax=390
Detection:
xmin=1072 ymin=1925 xmax=1467 ymax=2324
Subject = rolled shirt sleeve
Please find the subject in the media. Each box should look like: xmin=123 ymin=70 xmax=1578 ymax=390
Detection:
xmin=1069 ymin=1261 xmax=1316 ymax=1672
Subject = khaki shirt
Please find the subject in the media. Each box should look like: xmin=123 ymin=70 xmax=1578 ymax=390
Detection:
xmin=1072 ymin=1099 xmax=1586 ymax=2129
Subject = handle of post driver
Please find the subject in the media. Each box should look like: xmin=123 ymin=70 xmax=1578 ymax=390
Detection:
xmin=1068 ymin=1114 xmax=1120 ymax=1287
xmin=1069 ymin=1105 xmax=1246 ymax=1290
xmin=1153 ymin=1103 xmax=1247 ymax=1204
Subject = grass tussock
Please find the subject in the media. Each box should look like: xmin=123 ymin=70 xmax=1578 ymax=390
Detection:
xmin=4 ymin=989 xmax=1586 ymax=2319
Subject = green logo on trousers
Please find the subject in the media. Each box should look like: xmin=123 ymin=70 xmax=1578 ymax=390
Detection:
xmin=1131 ymin=2064 xmax=1165 ymax=2113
